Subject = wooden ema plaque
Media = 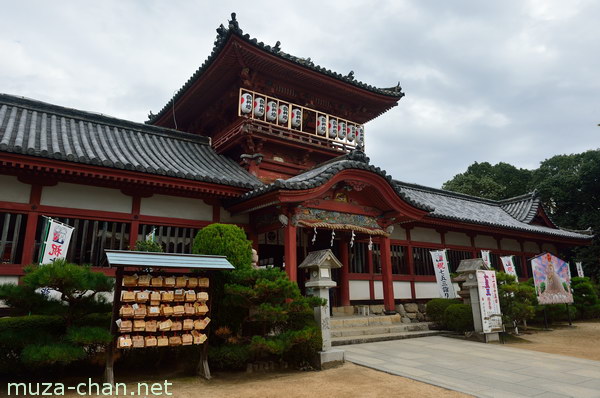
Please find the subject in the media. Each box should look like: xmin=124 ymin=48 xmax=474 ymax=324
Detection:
xmin=117 ymin=273 xmax=210 ymax=349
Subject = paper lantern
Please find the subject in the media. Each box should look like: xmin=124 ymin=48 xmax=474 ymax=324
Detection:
xmin=253 ymin=97 xmax=265 ymax=117
xmin=347 ymin=125 xmax=356 ymax=141
xmin=266 ymin=101 xmax=277 ymax=121
xmin=291 ymin=108 xmax=302 ymax=127
xmin=356 ymin=126 xmax=364 ymax=144
xmin=278 ymin=104 xmax=289 ymax=124
xmin=240 ymin=93 xmax=252 ymax=114
xmin=316 ymin=115 xmax=327 ymax=135
xmin=338 ymin=121 xmax=346 ymax=139
xmin=328 ymin=119 xmax=338 ymax=138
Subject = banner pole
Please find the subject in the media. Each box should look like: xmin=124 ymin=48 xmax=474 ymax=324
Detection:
xmin=38 ymin=217 xmax=51 ymax=265
xmin=543 ymin=306 xmax=549 ymax=330
xmin=566 ymin=303 xmax=572 ymax=326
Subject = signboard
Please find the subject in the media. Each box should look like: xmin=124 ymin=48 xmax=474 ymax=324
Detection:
xmin=476 ymin=270 xmax=503 ymax=333
xmin=531 ymin=253 xmax=574 ymax=304
xmin=40 ymin=218 xmax=74 ymax=265
xmin=575 ymin=262 xmax=584 ymax=278
xmin=429 ymin=250 xmax=456 ymax=299
xmin=500 ymin=255 xmax=518 ymax=278
xmin=481 ymin=250 xmax=491 ymax=268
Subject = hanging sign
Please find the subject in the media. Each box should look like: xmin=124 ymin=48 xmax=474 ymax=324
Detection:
xmin=500 ymin=256 xmax=518 ymax=278
xmin=481 ymin=250 xmax=491 ymax=268
xmin=40 ymin=218 xmax=74 ymax=265
xmin=575 ymin=262 xmax=584 ymax=278
xmin=476 ymin=270 xmax=503 ymax=333
xmin=531 ymin=253 xmax=574 ymax=304
xmin=429 ymin=250 xmax=456 ymax=299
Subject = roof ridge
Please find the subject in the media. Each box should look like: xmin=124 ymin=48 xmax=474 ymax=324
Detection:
xmin=0 ymin=93 xmax=210 ymax=146
xmin=393 ymin=179 xmax=501 ymax=205
xmin=147 ymin=12 xmax=404 ymax=124
xmin=498 ymin=191 xmax=537 ymax=204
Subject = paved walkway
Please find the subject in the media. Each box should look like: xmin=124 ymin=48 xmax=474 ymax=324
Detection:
xmin=340 ymin=335 xmax=600 ymax=398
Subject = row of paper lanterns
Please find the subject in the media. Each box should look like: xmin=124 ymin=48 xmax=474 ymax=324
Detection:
xmin=240 ymin=93 xmax=364 ymax=143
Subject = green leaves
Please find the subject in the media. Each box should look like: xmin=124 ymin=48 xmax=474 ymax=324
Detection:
xmin=192 ymin=223 xmax=253 ymax=270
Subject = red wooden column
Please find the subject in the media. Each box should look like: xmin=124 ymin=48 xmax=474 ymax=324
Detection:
xmin=284 ymin=223 xmax=297 ymax=282
xmin=380 ymin=235 xmax=395 ymax=312
xmin=21 ymin=185 xmax=43 ymax=265
xmin=339 ymin=241 xmax=350 ymax=306
xmin=128 ymin=197 xmax=141 ymax=250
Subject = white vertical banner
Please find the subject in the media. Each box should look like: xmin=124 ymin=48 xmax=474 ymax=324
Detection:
xmin=40 ymin=218 xmax=74 ymax=265
xmin=500 ymin=255 xmax=518 ymax=278
xmin=575 ymin=262 xmax=584 ymax=278
xmin=430 ymin=250 xmax=456 ymax=299
xmin=481 ymin=250 xmax=491 ymax=268
xmin=476 ymin=270 xmax=504 ymax=333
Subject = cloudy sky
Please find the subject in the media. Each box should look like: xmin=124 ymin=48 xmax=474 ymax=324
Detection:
xmin=1 ymin=1 xmax=598 ymax=188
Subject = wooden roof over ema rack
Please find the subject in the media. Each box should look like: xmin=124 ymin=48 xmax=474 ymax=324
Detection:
xmin=105 ymin=250 xmax=235 ymax=270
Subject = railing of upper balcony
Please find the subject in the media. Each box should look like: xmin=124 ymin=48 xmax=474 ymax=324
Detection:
xmin=238 ymin=88 xmax=365 ymax=150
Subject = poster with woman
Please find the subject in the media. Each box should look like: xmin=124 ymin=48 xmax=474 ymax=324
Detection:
xmin=531 ymin=253 xmax=573 ymax=304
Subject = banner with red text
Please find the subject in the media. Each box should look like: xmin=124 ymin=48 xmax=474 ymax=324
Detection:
xmin=430 ymin=250 xmax=456 ymax=299
xmin=40 ymin=218 xmax=74 ymax=265
xmin=500 ymin=255 xmax=518 ymax=278
xmin=476 ymin=270 xmax=504 ymax=333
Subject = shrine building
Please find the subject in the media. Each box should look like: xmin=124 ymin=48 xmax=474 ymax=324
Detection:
xmin=0 ymin=14 xmax=592 ymax=313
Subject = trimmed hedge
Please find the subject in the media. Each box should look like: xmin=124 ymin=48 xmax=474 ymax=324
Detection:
xmin=426 ymin=298 xmax=462 ymax=326
xmin=444 ymin=304 xmax=474 ymax=332
xmin=192 ymin=224 xmax=252 ymax=270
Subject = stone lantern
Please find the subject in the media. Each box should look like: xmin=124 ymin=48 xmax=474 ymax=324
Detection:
xmin=298 ymin=249 xmax=345 ymax=368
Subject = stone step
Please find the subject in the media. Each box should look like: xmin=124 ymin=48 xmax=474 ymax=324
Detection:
xmin=331 ymin=322 xmax=430 ymax=338
xmin=330 ymin=314 xmax=403 ymax=329
xmin=332 ymin=330 xmax=442 ymax=346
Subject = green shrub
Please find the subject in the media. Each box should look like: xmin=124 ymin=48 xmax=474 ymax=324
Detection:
xmin=208 ymin=344 xmax=251 ymax=370
xmin=571 ymin=277 xmax=600 ymax=319
xmin=444 ymin=304 xmax=474 ymax=332
xmin=535 ymin=303 xmax=577 ymax=324
xmin=426 ymin=298 xmax=462 ymax=326
xmin=0 ymin=284 xmax=65 ymax=316
xmin=21 ymin=343 xmax=86 ymax=366
xmin=0 ymin=315 xmax=65 ymax=348
xmin=75 ymin=312 xmax=112 ymax=328
xmin=192 ymin=223 xmax=252 ymax=270
xmin=65 ymin=326 xmax=112 ymax=345
xmin=496 ymin=272 xmax=536 ymax=327
xmin=134 ymin=239 xmax=163 ymax=252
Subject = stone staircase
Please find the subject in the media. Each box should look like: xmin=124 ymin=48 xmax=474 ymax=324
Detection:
xmin=330 ymin=314 xmax=441 ymax=346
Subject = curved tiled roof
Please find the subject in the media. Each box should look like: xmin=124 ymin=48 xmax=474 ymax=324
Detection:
xmin=235 ymin=150 xmax=433 ymax=211
xmin=499 ymin=192 xmax=543 ymax=224
xmin=0 ymin=94 xmax=262 ymax=189
xmin=147 ymin=13 xmax=404 ymax=124
xmin=393 ymin=182 xmax=590 ymax=240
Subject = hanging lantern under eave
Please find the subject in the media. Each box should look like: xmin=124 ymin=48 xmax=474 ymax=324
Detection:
xmin=266 ymin=101 xmax=277 ymax=121
xmin=240 ymin=93 xmax=252 ymax=114
xmin=328 ymin=118 xmax=338 ymax=138
xmin=253 ymin=97 xmax=265 ymax=117
xmin=347 ymin=125 xmax=356 ymax=141
xmin=356 ymin=126 xmax=364 ymax=144
xmin=291 ymin=108 xmax=302 ymax=128
xmin=338 ymin=121 xmax=347 ymax=139
xmin=316 ymin=115 xmax=327 ymax=135
xmin=278 ymin=104 xmax=289 ymax=124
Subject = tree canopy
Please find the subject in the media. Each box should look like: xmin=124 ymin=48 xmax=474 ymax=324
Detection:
xmin=443 ymin=150 xmax=600 ymax=278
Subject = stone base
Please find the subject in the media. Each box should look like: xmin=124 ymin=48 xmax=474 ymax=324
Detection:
xmin=318 ymin=349 xmax=345 ymax=370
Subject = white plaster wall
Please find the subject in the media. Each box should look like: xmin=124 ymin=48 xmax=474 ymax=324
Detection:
xmin=445 ymin=231 xmax=471 ymax=247
xmin=349 ymin=280 xmax=370 ymax=300
xmin=373 ymin=281 xmax=383 ymax=300
xmin=541 ymin=243 xmax=558 ymax=254
xmin=0 ymin=276 xmax=18 ymax=285
xmin=0 ymin=175 xmax=30 ymax=203
xmin=393 ymin=281 xmax=412 ymax=299
xmin=42 ymin=183 xmax=131 ymax=213
xmin=141 ymin=195 xmax=212 ymax=220
xmin=474 ymin=235 xmax=497 ymax=249
xmin=501 ymin=238 xmax=521 ymax=251
xmin=524 ymin=241 xmax=540 ymax=253
xmin=410 ymin=227 xmax=441 ymax=244
xmin=415 ymin=282 xmax=439 ymax=299
xmin=220 ymin=208 xmax=250 ymax=224
xmin=390 ymin=225 xmax=407 ymax=240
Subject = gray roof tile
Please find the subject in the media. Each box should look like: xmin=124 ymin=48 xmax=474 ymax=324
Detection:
xmin=0 ymin=94 xmax=262 ymax=189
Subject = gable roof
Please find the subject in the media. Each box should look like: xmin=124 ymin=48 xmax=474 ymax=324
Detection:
xmin=393 ymin=181 xmax=591 ymax=240
xmin=147 ymin=12 xmax=404 ymax=125
xmin=0 ymin=93 xmax=261 ymax=189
